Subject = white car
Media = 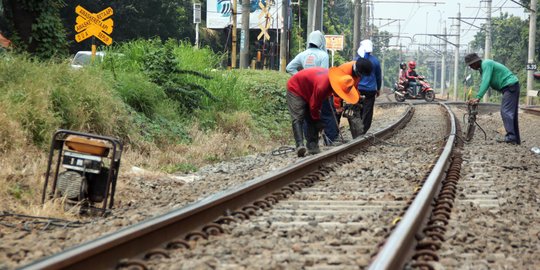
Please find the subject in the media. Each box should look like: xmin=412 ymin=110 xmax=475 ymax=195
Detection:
xmin=70 ymin=51 xmax=105 ymax=69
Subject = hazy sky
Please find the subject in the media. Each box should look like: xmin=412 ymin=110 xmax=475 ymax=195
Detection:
xmin=370 ymin=0 xmax=529 ymax=49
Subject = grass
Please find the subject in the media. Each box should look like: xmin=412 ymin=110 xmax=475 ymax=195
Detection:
xmin=0 ymin=40 xmax=291 ymax=218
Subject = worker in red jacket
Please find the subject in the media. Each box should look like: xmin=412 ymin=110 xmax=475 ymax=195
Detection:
xmin=286 ymin=58 xmax=373 ymax=157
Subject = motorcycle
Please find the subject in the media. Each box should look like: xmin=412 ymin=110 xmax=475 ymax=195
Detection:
xmin=393 ymin=76 xmax=435 ymax=102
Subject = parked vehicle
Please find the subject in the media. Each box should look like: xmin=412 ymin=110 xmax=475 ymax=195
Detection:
xmin=393 ymin=76 xmax=435 ymax=102
xmin=70 ymin=51 xmax=105 ymax=69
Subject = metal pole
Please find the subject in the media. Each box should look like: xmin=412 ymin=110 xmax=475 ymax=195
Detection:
xmin=231 ymin=0 xmax=238 ymax=68
xmin=398 ymin=21 xmax=402 ymax=62
xmin=316 ymin=0 xmax=323 ymax=31
xmin=361 ymin=0 xmax=367 ymax=39
xmin=381 ymin=50 xmax=385 ymax=90
xmin=434 ymin=60 xmax=438 ymax=90
xmin=483 ymin=0 xmax=492 ymax=102
xmin=441 ymin=26 xmax=446 ymax=95
xmin=240 ymin=0 xmax=250 ymax=68
xmin=280 ymin=0 xmax=289 ymax=72
xmin=526 ymin=0 xmax=537 ymax=105
xmin=195 ymin=24 xmax=199 ymax=48
xmin=453 ymin=10 xmax=460 ymax=101
xmin=308 ymin=0 xmax=314 ymax=34
xmin=353 ymin=0 xmax=361 ymax=58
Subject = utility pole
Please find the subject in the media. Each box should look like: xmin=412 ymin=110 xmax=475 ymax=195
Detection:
xmin=483 ymin=0 xmax=492 ymax=102
xmin=240 ymin=0 xmax=250 ymax=68
xmin=279 ymin=0 xmax=289 ymax=72
xmin=441 ymin=26 xmax=446 ymax=95
xmin=398 ymin=21 xmax=402 ymax=62
xmin=361 ymin=0 xmax=368 ymax=39
xmin=316 ymin=0 xmax=323 ymax=31
xmin=353 ymin=0 xmax=361 ymax=58
xmin=308 ymin=0 xmax=314 ymax=34
xmin=307 ymin=0 xmax=323 ymax=34
xmin=433 ymin=59 xmax=438 ymax=90
xmin=231 ymin=0 xmax=237 ymax=68
xmin=453 ymin=11 xmax=460 ymax=101
xmin=526 ymin=0 xmax=537 ymax=105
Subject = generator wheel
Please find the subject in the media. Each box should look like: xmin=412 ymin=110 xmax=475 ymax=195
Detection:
xmin=56 ymin=171 xmax=87 ymax=200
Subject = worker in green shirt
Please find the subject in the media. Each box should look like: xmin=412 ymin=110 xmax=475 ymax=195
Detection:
xmin=464 ymin=53 xmax=521 ymax=145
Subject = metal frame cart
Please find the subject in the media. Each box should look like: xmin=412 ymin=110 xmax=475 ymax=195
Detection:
xmin=41 ymin=129 xmax=123 ymax=215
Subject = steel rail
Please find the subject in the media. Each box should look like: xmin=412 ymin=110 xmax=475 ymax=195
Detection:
xmin=21 ymin=104 xmax=414 ymax=270
xmin=368 ymin=102 xmax=457 ymax=270
xmin=521 ymin=105 xmax=540 ymax=116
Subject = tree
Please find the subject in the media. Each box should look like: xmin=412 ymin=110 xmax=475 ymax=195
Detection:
xmin=2 ymin=0 xmax=68 ymax=58
xmin=470 ymin=13 xmax=528 ymax=77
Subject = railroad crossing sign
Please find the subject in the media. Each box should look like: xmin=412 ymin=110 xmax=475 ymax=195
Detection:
xmin=257 ymin=0 xmax=271 ymax=40
xmin=75 ymin=5 xmax=114 ymax=46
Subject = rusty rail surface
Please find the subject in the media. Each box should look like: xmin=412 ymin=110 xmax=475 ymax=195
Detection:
xmin=22 ymin=104 xmax=414 ymax=270
xmin=521 ymin=105 xmax=540 ymax=116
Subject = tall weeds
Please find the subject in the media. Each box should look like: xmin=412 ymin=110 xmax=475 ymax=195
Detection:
xmin=0 ymin=40 xmax=290 ymax=215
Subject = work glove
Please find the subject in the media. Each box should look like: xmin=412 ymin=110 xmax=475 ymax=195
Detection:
xmin=467 ymin=98 xmax=480 ymax=105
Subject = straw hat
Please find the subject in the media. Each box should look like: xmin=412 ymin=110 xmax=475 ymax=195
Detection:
xmin=329 ymin=63 xmax=360 ymax=104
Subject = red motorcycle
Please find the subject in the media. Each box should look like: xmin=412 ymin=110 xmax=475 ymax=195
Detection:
xmin=393 ymin=76 xmax=435 ymax=102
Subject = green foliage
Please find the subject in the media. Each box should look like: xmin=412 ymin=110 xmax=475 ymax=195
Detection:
xmin=470 ymin=13 xmax=530 ymax=101
xmin=59 ymin=0 xmax=198 ymax=53
xmin=325 ymin=0 xmax=355 ymax=58
xmin=0 ymin=40 xmax=291 ymax=156
xmin=108 ymin=39 xmax=218 ymax=115
xmin=163 ymin=162 xmax=198 ymax=174
xmin=231 ymin=69 xmax=290 ymax=138
xmin=3 ymin=0 xmax=68 ymax=58
xmin=8 ymin=182 xmax=30 ymax=200
xmin=132 ymin=113 xmax=189 ymax=143
xmin=113 ymin=72 xmax=168 ymax=117
xmin=0 ymin=54 xmax=133 ymax=146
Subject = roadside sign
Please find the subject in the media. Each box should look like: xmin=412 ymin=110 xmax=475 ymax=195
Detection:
xmin=74 ymin=5 xmax=114 ymax=45
xmin=325 ymin=35 xmax=344 ymax=51
xmin=193 ymin=3 xmax=201 ymax=24
xmin=526 ymin=63 xmax=537 ymax=70
xmin=527 ymin=90 xmax=540 ymax=97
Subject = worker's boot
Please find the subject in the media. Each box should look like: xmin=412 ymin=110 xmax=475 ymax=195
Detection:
xmin=347 ymin=104 xmax=364 ymax=139
xmin=292 ymin=122 xmax=307 ymax=157
xmin=306 ymin=123 xmax=321 ymax=155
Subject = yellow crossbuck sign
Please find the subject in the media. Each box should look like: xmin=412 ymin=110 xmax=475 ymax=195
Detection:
xmin=75 ymin=5 xmax=114 ymax=45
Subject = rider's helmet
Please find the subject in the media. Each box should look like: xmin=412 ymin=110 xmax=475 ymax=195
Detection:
xmin=408 ymin=61 xmax=416 ymax=69
xmin=399 ymin=62 xmax=406 ymax=69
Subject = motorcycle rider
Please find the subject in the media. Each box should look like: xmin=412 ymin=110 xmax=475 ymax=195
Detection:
xmin=405 ymin=61 xmax=419 ymax=96
xmin=398 ymin=62 xmax=408 ymax=89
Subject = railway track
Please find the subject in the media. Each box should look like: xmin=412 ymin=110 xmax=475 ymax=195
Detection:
xmin=18 ymin=102 xmax=540 ymax=269
xmin=147 ymin=104 xmax=453 ymax=269
xmin=21 ymin=102 xmax=462 ymax=270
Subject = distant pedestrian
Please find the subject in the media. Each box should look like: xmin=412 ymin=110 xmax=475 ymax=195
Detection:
xmin=286 ymin=30 xmax=342 ymax=146
xmin=287 ymin=59 xmax=373 ymax=157
xmin=353 ymin=39 xmax=382 ymax=136
xmin=464 ymin=53 xmax=521 ymax=145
